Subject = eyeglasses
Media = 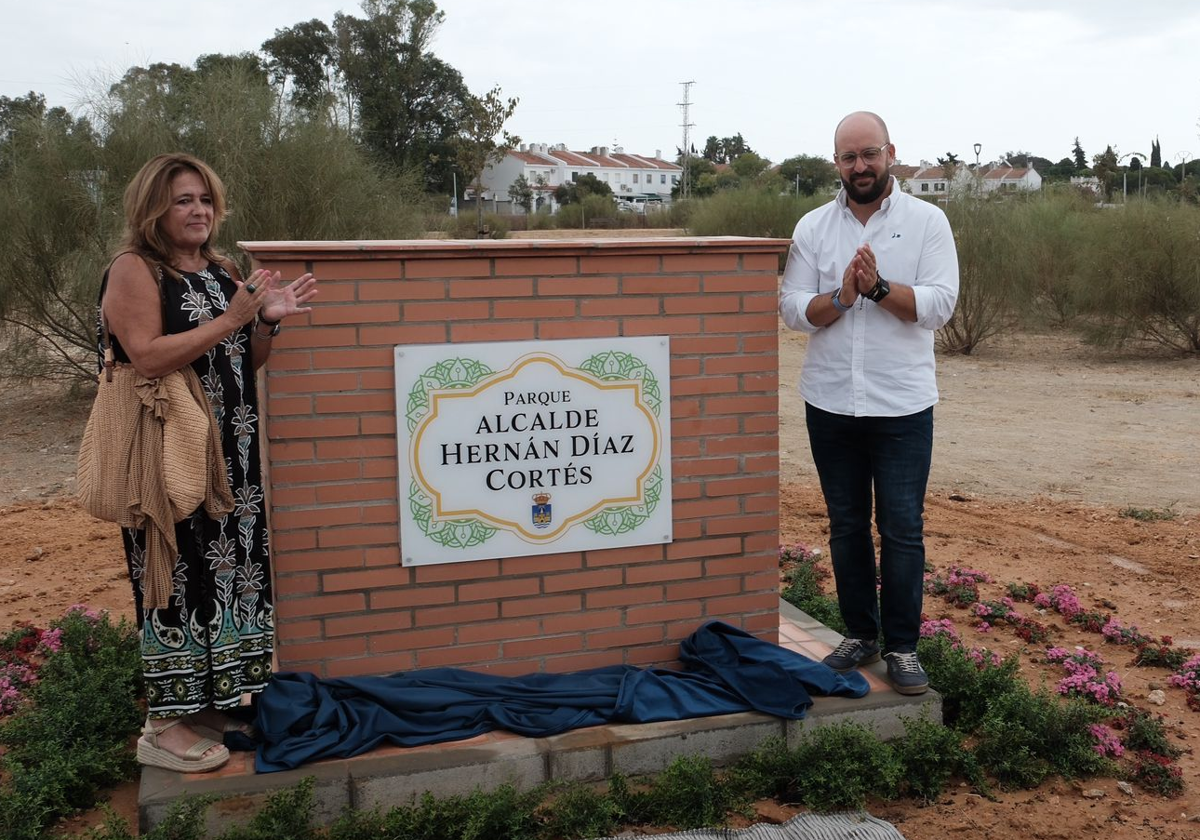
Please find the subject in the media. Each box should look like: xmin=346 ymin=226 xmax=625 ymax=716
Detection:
xmin=835 ymin=146 xmax=889 ymax=168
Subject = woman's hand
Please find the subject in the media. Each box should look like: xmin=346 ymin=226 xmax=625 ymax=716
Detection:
xmin=228 ymin=269 xmax=272 ymax=326
xmin=259 ymin=272 xmax=318 ymax=323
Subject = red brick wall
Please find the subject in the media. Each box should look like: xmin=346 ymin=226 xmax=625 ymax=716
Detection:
xmin=241 ymin=238 xmax=789 ymax=678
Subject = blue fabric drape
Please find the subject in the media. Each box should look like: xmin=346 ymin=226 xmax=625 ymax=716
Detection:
xmin=255 ymin=621 xmax=868 ymax=772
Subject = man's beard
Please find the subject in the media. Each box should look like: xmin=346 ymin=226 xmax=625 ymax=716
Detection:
xmin=842 ymin=169 xmax=890 ymax=204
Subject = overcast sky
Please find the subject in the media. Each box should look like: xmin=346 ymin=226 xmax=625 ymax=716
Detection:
xmin=4 ymin=0 xmax=1198 ymax=167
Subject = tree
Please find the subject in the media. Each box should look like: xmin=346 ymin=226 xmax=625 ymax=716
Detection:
xmin=507 ymin=174 xmax=533 ymax=213
xmin=1092 ymin=145 xmax=1119 ymax=198
xmin=451 ymin=85 xmax=519 ymax=233
xmin=1072 ymin=137 xmax=1087 ymax=170
xmin=554 ymin=172 xmax=612 ymax=205
xmin=779 ymin=154 xmax=837 ymax=195
xmin=700 ymin=133 xmax=754 ymax=164
xmin=262 ymin=19 xmax=340 ymax=120
xmin=730 ymin=151 xmax=769 ymax=179
xmin=1150 ymin=136 xmax=1161 ymax=168
xmin=331 ymin=0 xmax=473 ymax=192
xmin=937 ymin=153 xmax=960 ymax=192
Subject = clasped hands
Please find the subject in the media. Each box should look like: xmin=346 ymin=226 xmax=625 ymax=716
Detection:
xmin=837 ymin=243 xmax=881 ymax=308
xmin=229 ymin=269 xmax=319 ymax=325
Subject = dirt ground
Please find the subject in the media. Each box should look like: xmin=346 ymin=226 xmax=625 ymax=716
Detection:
xmin=2 ymin=324 xmax=1199 ymax=838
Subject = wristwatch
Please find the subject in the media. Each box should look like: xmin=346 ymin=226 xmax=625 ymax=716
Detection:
xmin=830 ymin=288 xmax=852 ymax=313
xmin=865 ymin=273 xmax=891 ymax=303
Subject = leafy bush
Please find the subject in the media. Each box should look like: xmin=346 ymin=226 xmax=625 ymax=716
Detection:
xmin=938 ymin=198 xmax=1027 ymax=354
xmin=615 ymin=755 xmax=745 ymax=830
xmin=894 ymin=714 xmax=971 ymax=802
xmin=918 ymin=632 xmax=1022 ymax=732
xmin=537 ymin=783 xmax=622 ymax=840
xmin=0 ymin=608 xmax=142 ymax=840
xmin=686 ymin=187 xmax=825 ymax=239
xmin=790 ymin=722 xmax=901 ymax=811
xmin=971 ymin=685 xmax=1114 ymax=790
xmin=1077 ymin=198 xmax=1200 ymax=354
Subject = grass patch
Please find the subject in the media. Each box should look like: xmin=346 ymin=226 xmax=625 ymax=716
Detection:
xmin=1118 ymin=505 xmax=1178 ymax=522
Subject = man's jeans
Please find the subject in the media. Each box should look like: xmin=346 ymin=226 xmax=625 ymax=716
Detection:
xmin=805 ymin=403 xmax=933 ymax=652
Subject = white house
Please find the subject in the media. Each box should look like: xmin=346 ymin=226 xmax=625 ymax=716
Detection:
xmin=478 ymin=143 xmax=682 ymax=213
xmin=979 ymin=163 xmax=1041 ymax=192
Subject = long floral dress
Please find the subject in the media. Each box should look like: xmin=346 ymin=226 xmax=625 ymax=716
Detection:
xmin=99 ymin=261 xmax=273 ymax=718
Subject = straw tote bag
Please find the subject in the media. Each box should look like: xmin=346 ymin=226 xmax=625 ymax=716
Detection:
xmin=76 ymin=288 xmax=218 ymax=524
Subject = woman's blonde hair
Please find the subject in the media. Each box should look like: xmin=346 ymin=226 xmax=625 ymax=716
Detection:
xmin=116 ymin=153 xmax=229 ymax=280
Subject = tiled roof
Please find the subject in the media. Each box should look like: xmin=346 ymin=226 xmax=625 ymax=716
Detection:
xmin=611 ymin=153 xmax=659 ymax=170
xmin=511 ymin=151 xmax=556 ymax=166
xmin=548 ymin=149 xmax=596 ymax=167
xmin=891 ymin=165 xmax=921 ymax=179
xmin=983 ymin=167 xmax=1031 ymax=180
xmin=910 ymin=166 xmax=952 ymax=180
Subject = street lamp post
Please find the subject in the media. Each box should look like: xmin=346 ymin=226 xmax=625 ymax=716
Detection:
xmin=1118 ymin=152 xmax=1146 ymax=202
xmin=973 ymin=143 xmax=982 ymax=196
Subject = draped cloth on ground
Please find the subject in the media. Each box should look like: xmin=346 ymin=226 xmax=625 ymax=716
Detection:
xmin=255 ymin=621 xmax=869 ymax=773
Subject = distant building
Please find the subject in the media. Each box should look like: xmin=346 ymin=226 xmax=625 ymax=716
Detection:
xmin=893 ymin=160 xmax=1042 ymax=197
xmin=478 ymin=144 xmax=682 ymax=213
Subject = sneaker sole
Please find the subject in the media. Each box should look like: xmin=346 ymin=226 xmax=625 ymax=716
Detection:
xmin=889 ymin=681 xmax=929 ymax=696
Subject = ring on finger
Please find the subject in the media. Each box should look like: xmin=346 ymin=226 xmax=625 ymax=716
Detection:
xmin=246 ymin=283 xmax=257 ymax=293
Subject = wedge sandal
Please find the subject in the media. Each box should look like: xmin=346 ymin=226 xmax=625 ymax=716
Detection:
xmin=137 ymin=718 xmax=230 ymax=773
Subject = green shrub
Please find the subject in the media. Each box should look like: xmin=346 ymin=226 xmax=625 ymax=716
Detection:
xmin=791 ymin=722 xmax=901 ymax=811
xmin=538 ymin=783 xmax=622 ymax=840
xmin=686 ymin=187 xmax=825 ymax=239
xmin=938 ymin=198 xmax=1027 ymax=354
xmin=894 ymin=714 xmax=971 ymax=802
xmin=970 ymin=685 xmax=1114 ymax=790
xmin=1075 ymin=198 xmax=1200 ymax=354
xmin=445 ymin=211 xmax=510 ymax=239
xmin=0 ymin=609 xmax=142 ymax=840
xmin=618 ymin=755 xmax=745 ymax=830
xmin=917 ymin=633 xmax=1022 ymax=732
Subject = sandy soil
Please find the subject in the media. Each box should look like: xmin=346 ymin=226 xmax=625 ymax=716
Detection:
xmin=2 ymin=325 xmax=1199 ymax=838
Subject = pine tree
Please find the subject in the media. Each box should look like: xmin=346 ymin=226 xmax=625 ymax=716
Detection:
xmin=1150 ymin=137 xmax=1161 ymax=168
xmin=1072 ymin=137 xmax=1087 ymax=170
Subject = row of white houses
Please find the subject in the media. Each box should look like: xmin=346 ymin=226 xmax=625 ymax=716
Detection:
xmin=893 ymin=161 xmax=1043 ymax=195
xmin=477 ymin=145 xmax=1042 ymax=214
xmin=478 ymin=144 xmax=683 ymax=213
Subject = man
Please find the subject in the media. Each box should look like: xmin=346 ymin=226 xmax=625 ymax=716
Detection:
xmin=778 ymin=111 xmax=959 ymax=695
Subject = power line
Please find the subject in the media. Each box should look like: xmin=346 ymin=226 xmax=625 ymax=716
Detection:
xmin=678 ymin=80 xmax=695 ymax=200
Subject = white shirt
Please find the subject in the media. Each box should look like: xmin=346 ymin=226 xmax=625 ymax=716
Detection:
xmin=779 ymin=178 xmax=959 ymax=417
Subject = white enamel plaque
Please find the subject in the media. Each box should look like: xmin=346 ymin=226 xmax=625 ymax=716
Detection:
xmin=395 ymin=337 xmax=673 ymax=565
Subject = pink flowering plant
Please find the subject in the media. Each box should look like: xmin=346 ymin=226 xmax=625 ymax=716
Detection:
xmin=1045 ymin=646 xmax=1124 ymax=707
xmin=970 ymin=598 xmax=1050 ymax=644
xmin=1167 ymin=654 xmax=1200 ymax=712
xmin=924 ymin=565 xmax=992 ymax=608
xmin=1034 ymin=584 xmax=1083 ymax=619
xmin=1088 ymin=724 xmax=1125 ymax=759
xmin=1005 ymin=581 xmax=1041 ymax=602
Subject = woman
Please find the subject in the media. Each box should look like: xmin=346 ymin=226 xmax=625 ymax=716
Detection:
xmin=101 ymin=153 xmax=317 ymax=772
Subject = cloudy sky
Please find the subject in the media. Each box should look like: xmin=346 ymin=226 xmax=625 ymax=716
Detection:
xmin=4 ymin=0 xmax=1198 ymax=167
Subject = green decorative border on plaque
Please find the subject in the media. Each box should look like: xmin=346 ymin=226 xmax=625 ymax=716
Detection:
xmin=577 ymin=351 xmax=662 ymax=417
xmin=405 ymin=351 xmax=663 ymax=548
xmin=407 ymin=358 xmax=499 ymax=546
xmin=405 ymin=358 xmax=495 ymax=432
xmin=582 ymin=465 xmax=664 ymax=536
xmin=409 ymin=479 xmax=498 ymax=547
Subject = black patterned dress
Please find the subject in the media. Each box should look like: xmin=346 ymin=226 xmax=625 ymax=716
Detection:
xmin=98 ymin=261 xmax=274 ymax=719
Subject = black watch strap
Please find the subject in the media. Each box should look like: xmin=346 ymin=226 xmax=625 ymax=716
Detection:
xmin=866 ymin=274 xmax=891 ymax=303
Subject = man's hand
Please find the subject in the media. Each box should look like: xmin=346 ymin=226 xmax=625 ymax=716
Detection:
xmin=853 ymin=243 xmax=878 ymax=295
